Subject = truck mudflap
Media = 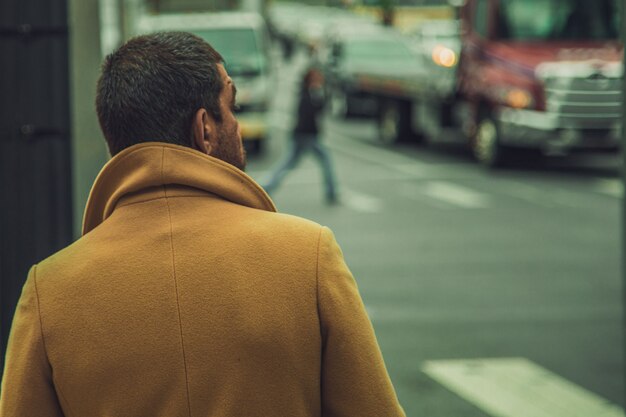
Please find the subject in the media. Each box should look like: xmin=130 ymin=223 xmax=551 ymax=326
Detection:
xmin=496 ymin=108 xmax=621 ymax=153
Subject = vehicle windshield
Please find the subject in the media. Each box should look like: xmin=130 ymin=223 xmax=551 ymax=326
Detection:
xmin=194 ymin=28 xmax=265 ymax=76
xmin=498 ymin=0 xmax=620 ymax=41
xmin=345 ymin=39 xmax=415 ymax=62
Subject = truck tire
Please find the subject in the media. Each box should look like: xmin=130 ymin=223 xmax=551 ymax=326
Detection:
xmin=378 ymin=99 xmax=411 ymax=145
xmin=473 ymin=113 xmax=509 ymax=168
xmin=244 ymin=139 xmax=263 ymax=156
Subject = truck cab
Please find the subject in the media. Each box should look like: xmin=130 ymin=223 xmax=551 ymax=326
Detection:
xmin=459 ymin=0 xmax=623 ymax=165
xmin=136 ymin=12 xmax=274 ymax=154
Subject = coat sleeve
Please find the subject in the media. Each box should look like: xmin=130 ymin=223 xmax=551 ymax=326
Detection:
xmin=0 ymin=265 xmax=65 ymax=417
xmin=317 ymin=227 xmax=405 ymax=417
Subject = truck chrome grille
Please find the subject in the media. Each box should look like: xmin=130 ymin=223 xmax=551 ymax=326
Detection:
xmin=543 ymin=76 xmax=622 ymax=127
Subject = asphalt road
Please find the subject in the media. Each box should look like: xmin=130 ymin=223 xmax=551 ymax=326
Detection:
xmin=247 ymin=48 xmax=624 ymax=417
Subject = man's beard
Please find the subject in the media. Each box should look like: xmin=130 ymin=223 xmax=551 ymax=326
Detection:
xmin=211 ymin=126 xmax=246 ymax=171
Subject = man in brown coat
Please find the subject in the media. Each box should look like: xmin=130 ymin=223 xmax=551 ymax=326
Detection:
xmin=0 ymin=32 xmax=405 ymax=417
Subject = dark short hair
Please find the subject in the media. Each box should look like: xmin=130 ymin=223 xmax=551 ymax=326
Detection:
xmin=96 ymin=31 xmax=224 ymax=155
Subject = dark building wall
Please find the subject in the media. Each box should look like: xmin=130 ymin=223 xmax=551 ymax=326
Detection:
xmin=0 ymin=0 xmax=73 ymax=372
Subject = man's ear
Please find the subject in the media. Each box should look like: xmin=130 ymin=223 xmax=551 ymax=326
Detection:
xmin=192 ymin=108 xmax=214 ymax=155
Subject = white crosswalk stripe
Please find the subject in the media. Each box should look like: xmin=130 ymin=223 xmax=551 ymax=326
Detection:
xmin=423 ymin=358 xmax=625 ymax=417
xmin=594 ymin=179 xmax=623 ymax=198
xmin=341 ymin=188 xmax=384 ymax=214
xmin=422 ymin=181 xmax=491 ymax=209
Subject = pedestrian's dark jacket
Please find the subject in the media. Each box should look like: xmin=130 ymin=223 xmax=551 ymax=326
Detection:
xmin=294 ymin=73 xmax=325 ymax=134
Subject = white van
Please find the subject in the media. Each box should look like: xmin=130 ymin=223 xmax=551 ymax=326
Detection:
xmin=136 ymin=11 xmax=273 ymax=153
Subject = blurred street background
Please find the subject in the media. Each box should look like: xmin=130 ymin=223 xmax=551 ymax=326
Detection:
xmin=1 ymin=0 xmax=625 ymax=415
xmin=252 ymin=43 xmax=623 ymax=416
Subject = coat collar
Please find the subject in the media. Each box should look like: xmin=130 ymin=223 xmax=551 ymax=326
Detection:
xmin=82 ymin=142 xmax=276 ymax=235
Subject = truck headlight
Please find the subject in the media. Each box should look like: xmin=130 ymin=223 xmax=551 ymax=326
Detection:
xmin=432 ymin=45 xmax=457 ymax=68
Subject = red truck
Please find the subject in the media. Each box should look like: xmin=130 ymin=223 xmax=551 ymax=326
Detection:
xmin=356 ymin=0 xmax=623 ymax=167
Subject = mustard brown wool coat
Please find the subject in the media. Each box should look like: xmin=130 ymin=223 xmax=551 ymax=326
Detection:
xmin=0 ymin=142 xmax=405 ymax=417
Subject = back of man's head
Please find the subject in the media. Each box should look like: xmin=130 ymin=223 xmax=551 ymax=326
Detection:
xmin=96 ymin=31 xmax=223 ymax=156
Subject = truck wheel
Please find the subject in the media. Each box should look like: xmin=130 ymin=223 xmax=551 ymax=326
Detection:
xmin=474 ymin=115 xmax=508 ymax=167
xmin=378 ymin=99 xmax=410 ymax=145
xmin=244 ymin=139 xmax=262 ymax=156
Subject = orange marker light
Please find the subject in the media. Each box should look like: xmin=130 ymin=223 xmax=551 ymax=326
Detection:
xmin=506 ymin=89 xmax=532 ymax=109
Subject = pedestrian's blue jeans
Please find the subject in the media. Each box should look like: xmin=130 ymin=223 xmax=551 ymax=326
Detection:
xmin=263 ymin=133 xmax=338 ymax=201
